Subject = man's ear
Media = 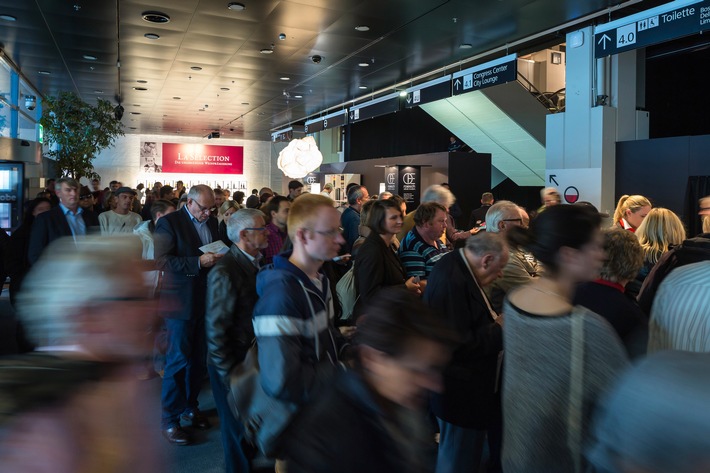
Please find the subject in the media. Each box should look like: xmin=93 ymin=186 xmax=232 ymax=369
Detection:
xmin=481 ymin=253 xmax=495 ymax=270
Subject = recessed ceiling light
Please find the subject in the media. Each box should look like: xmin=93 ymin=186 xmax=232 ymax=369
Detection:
xmin=399 ymin=91 xmax=407 ymax=97
xmin=133 ymin=87 xmax=148 ymax=91
xmin=129 ymin=127 xmax=137 ymax=130
xmin=241 ymin=102 xmax=249 ymax=105
xmin=137 ymin=80 xmax=148 ymax=83
xmin=294 ymin=95 xmax=303 ymax=99
xmin=260 ymin=48 xmax=273 ymax=54
xmin=227 ymin=2 xmax=246 ymax=11
xmin=94 ymin=90 xmax=104 ymax=94
xmin=191 ymin=66 xmax=202 ymax=71
xmin=83 ymin=54 xmax=97 ymax=61
xmin=133 ymin=104 xmax=140 ymax=107
xmin=459 ymin=43 xmax=473 ymax=49
xmin=354 ymin=25 xmax=370 ymax=32
xmin=358 ymin=85 xmax=367 ymax=89
xmin=144 ymin=33 xmax=160 ymax=40
xmin=173 ymin=96 xmax=181 ymax=100
xmin=220 ymin=87 xmax=230 ymax=91
xmin=0 ymin=14 xmax=17 ymax=21
xmin=199 ymin=108 xmax=206 ymax=111
xmin=130 ymin=112 xmax=141 ymax=115
xmin=142 ymin=11 xmax=170 ymax=23
xmin=38 ymin=70 xmax=51 ymax=75
xmin=280 ymin=77 xmax=290 ymax=81
xmin=358 ymin=62 xmax=369 ymax=67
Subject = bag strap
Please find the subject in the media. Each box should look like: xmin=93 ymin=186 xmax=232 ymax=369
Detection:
xmin=567 ymin=308 xmax=585 ymax=473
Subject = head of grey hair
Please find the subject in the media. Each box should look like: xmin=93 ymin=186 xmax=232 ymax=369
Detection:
xmin=485 ymin=200 xmax=520 ymax=234
xmin=227 ymin=208 xmax=265 ymax=243
xmin=421 ymin=184 xmax=455 ymax=208
xmin=465 ymin=231 xmax=507 ymax=257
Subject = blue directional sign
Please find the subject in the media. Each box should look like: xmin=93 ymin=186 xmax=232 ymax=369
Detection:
xmin=348 ymin=92 xmax=400 ymax=123
xmin=451 ymin=54 xmax=517 ymax=96
xmin=404 ymin=75 xmax=451 ymax=108
xmin=594 ymin=0 xmax=710 ymax=58
xmin=304 ymin=110 xmax=347 ymax=133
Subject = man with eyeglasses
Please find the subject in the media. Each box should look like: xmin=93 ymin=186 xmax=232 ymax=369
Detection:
xmin=99 ymin=186 xmax=142 ymax=235
xmin=485 ymin=200 xmax=541 ymax=314
xmin=154 ymin=184 xmax=222 ymax=446
xmin=206 ymin=208 xmax=268 ymax=472
xmin=252 ymin=194 xmax=347 ymax=464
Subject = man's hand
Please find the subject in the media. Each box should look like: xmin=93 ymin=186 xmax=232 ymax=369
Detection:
xmin=199 ymin=252 xmax=224 ymax=268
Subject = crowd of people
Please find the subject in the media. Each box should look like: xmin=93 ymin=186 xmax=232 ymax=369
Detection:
xmin=1 ymin=177 xmax=709 ymax=473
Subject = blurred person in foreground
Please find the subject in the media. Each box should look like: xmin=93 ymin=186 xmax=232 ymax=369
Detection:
xmin=589 ymin=350 xmax=710 ymax=473
xmin=0 ymin=235 xmax=164 ymax=473
xmin=282 ymin=288 xmax=454 ymax=473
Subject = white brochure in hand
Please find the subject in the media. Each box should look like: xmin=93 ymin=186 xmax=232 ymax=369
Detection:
xmin=199 ymin=240 xmax=229 ymax=255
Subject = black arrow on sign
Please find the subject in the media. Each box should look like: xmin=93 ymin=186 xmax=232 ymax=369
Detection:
xmin=549 ymin=174 xmax=559 ymax=186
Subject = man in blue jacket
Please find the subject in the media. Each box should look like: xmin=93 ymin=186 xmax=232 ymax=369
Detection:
xmin=252 ymin=194 xmax=346 ymax=460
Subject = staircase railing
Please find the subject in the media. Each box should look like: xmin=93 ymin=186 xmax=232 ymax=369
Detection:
xmin=516 ymin=72 xmax=565 ymax=113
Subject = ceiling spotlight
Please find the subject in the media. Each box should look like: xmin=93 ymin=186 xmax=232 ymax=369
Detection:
xmin=280 ymin=77 xmax=290 ymax=81
xmin=38 ymin=70 xmax=51 ymax=75
xmin=133 ymin=87 xmax=148 ymax=91
xmin=459 ymin=43 xmax=473 ymax=49
xmin=311 ymin=55 xmax=322 ymax=64
xmin=144 ymin=33 xmax=160 ymax=40
xmin=142 ymin=11 xmax=170 ymax=23
xmin=279 ymin=33 xmax=286 ymax=40
xmin=260 ymin=48 xmax=274 ymax=54
xmin=130 ymin=112 xmax=141 ymax=115
xmin=94 ymin=90 xmax=104 ymax=94
xmin=354 ymin=25 xmax=370 ymax=32
xmin=227 ymin=2 xmax=246 ymax=10
xmin=137 ymin=80 xmax=148 ymax=83
xmin=358 ymin=62 xmax=369 ymax=67
xmin=83 ymin=54 xmax=97 ymax=61
xmin=220 ymin=87 xmax=230 ymax=91
xmin=173 ymin=96 xmax=181 ymax=100
xmin=358 ymin=85 xmax=367 ymax=89
xmin=294 ymin=95 xmax=303 ymax=99
xmin=399 ymin=91 xmax=407 ymax=97
xmin=191 ymin=66 xmax=202 ymax=71
xmin=241 ymin=102 xmax=250 ymax=105
xmin=0 ymin=14 xmax=18 ymax=21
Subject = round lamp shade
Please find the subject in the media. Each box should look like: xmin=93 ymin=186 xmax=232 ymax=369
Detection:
xmin=277 ymin=136 xmax=323 ymax=178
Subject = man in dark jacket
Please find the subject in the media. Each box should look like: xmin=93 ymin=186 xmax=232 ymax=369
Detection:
xmin=252 ymin=194 xmax=346 ymax=459
xmin=424 ymin=232 xmax=508 ymax=473
xmin=206 ymin=208 xmax=267 ymax=472
xmin=154 ymin=184 xmax=222 ymax=445
xmin=28 ymin=177 xmax=99 ymax=264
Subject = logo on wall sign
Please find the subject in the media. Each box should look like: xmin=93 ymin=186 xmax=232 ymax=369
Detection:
xmin=387 ymin=173 xmax=396 ymax=185
xmin=323 ymin=119 xmax=328 ymax=129
xmin=402 ymin=173 xmax=417 ymax=185
xmin=305 ymin=176 xmax=317 ymax=184
xmin=564 ymin=186 xmax=580 ymax=204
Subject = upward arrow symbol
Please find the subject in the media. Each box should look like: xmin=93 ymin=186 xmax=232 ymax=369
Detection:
xmin=597 ymin=33 xmax=611 ymax=50
xmin=454 ymin=78 xmax=461 ymax=91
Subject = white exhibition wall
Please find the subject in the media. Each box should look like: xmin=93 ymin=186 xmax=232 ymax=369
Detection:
xmin=90 ymin=134 xmax=275 ymax=193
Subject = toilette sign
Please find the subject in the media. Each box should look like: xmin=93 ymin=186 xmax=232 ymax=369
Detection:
xmin=161 ymin=143 xmax=244 ymax=174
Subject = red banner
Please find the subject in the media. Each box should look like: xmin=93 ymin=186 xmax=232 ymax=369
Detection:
xmin=161 ymin=143 xmax=244 ymax=174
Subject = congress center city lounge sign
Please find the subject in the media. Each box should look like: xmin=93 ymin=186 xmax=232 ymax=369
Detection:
xmin=160 ymin=143 xmax=244 ymax=174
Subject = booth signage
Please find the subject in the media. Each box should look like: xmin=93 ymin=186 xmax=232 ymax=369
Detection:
xmin=451 ymin=54 xmax=517 ymax=96
xmin=398 ymin=165 xmax=421 ymax=210
xmin=405 ymin=76 xmax=452 ymax=108
xmin=594 ymin=0 xmax=710 ymax=58
xmin=162 ymin=143 xmax=244 ymax=174
xmin=384 ymin=166 xmax=398 ymax=193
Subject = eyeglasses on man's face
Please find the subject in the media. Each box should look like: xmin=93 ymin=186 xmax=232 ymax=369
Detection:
xmin=191 ymin=199 xmax=215 ymax=214
xmin=244 ymin=227 xmax=267 ymax=232
xmin=310 ymin=227 xmax=344 ymax=238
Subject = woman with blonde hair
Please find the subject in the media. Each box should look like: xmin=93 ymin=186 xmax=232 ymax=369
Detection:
xmin=218 ymin=200 xmax=241 ymax=246
xmin=612 ymin=194 xmax=652 ymax=232
xmin=627 ymin=208 xmax=686 ymax=298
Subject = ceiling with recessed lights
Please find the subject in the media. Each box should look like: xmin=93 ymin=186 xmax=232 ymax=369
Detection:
xmin=0 ymin=0 xmax=664 ymax=140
